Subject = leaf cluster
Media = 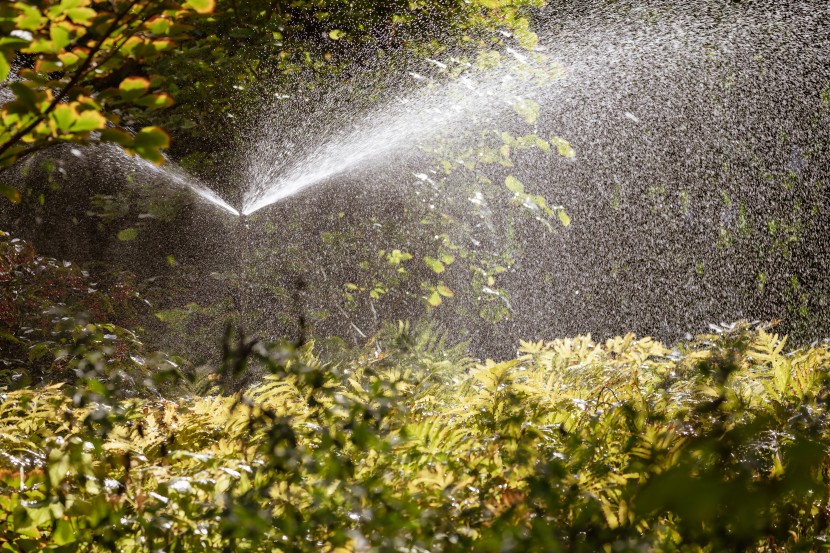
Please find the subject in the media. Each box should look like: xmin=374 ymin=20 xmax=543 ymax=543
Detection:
xmin=2 ymin=314 xmax=830 ymax=550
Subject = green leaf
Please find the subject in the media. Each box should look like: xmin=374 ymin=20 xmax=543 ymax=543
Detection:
xmin=53 ymin=519 xmax=76 ymax=546
xmin=329 ymin=29 xmax=344 ymax=40
xmin=71 ymin=110 xmax=105 ymax=132
xmin=424 ymin=256 xmax=445 ymax=274
xmin=47 ymin=450 xmax=70 ymax=486
xmin=146 ymin=17 xmax=173 ymax=36
xmin=65 ymin=7 xmax=96 ymax=24
xmin=557 ymin=209 xmax=571 ymax=227
xmin=134 ymin=93 xmax=175 ymax=109
xmin=0 ymin=54 xmax=8 ymax=83
xmin=15 ymin=4 xmax=43 ymax=31
xmin=551 ymin=136 xmax=575 ymax=158
xmin=0 ymin=183 xmax=21 ymax=203
xmin=134 ymin=126 xmax=170 ymax=149
xmin=515 ymin=28 xmax=539 ymax=50
xmin=50 ymin=24 xmax=73 ymax=50
xmin=117 ymin=228 xmax=138 ymax=241
xmin=51 ymin=104 xmax=76 ymax=131
xmin=185 ymin=0 xmax=216 ymax=14
xmin=437 ymin=283 xmax=454 ymax=298
xmin=514 ymin=98 xmax=540 ymax=125
xmin=133 ymin=126 xmax=170 ymax=163
xmin=426 ymin=290 xmax=442 ymax=307
xmin=119 ymin=76 xmax=150 ymax=101
xmin=505 ymin=176 xmax=524 ymax=194
xmin=100 ymin=128 xmax=133 ymax=146
xmin=386 ymin=249 xmax=412 ymax=265
xmin=35 ymin=58 xmax=63 ymax=72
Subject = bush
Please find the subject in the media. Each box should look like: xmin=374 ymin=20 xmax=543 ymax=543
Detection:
xmin=1 ymin=316 xmax=830 ymax=551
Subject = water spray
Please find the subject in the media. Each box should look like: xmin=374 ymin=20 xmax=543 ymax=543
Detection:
xmin=233 ymin=212 xmax=250 ymax=330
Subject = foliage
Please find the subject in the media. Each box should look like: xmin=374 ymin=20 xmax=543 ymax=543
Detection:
xmin=0 ymin=230 xmax=182 ymax=394
xmin=0 ymin=0 xmax=215 ymax=180
xmin=2 ymin=319 xmax=830 ymax=550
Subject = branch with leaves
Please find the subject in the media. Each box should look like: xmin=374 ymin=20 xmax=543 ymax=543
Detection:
xmin=0 ymin=0 xmax=214 ymax=201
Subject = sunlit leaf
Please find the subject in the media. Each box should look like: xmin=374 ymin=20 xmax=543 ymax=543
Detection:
xmin=436 ymin=283 xmax=454 ymax=298
xmin=514 ymin=98 xmax=540 ymax=125
xmin=65 ymin=7 xmax=96 ymax=24
xmin=551 ymin=136 xmax=575 ymax=158
xmin=185 ymin=0 xmax=216 ymax=14
xmin=119 ymin=76 xmax=151 ymax=101
xmin=505 ymin=176 xmax=524 ymax=194
xmin=71 ymin=109 xmax=106 ymax=132
xmin=426 ymin=290 xmax=442 ymax=306
xmin=424 ymin=256 xmax=445 ymax=274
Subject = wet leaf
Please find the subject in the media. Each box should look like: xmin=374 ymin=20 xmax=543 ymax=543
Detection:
xmin=427 ymin=290 xmax=442 ymax=306
xmin=514 ymin=99 xmax=540 ymax=125
xmin=437 ymin=283 xmax=454 ymax=297
xmin=551 ymin=136 xmax=575 ymax=158
xmin=505 ymin=176 xmax=524 ymax=194
xmin=424 ymin=256 xmax=445 ymax=274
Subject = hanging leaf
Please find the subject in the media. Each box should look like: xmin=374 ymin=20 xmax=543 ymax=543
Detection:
xmin=100 ymin=128 xmax=133 ymax=146
xmin=133 ymin=126 xmax=170 ymax=163
xmin=71 ymin=109 xmax=106 ymax=132
xmin=119 ymin=76 xmax=151 ymax=101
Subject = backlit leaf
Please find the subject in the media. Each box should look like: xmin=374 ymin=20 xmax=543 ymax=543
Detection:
xmin=185 ymin=0 xmax=216 ymax=14
xmin=134 ymin=126 xmax=170 ymax=149
xmin=119 ymin=76 xmax=150 ymax=101
xmin=71 ymin=109 xmax=106 ymax=132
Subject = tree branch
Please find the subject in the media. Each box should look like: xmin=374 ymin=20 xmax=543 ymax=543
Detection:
xmin=0 ymin=0 xmax=143 ymax=161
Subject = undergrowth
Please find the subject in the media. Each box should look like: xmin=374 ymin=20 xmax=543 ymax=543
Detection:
xmin=3 ymin=230 xmax=830 ymax=551
xmin=2 ymin=321 xmax=830 ymax=551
